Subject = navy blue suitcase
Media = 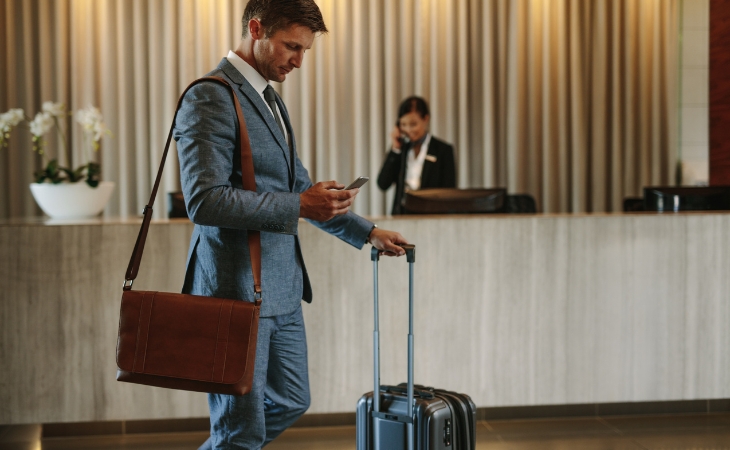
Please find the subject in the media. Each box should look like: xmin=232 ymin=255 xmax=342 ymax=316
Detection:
xmin=356 ymin=245 xmax=476 ymax=450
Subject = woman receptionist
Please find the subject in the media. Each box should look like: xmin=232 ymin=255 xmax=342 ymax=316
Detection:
xmin=377 ymin=96 xmax=456 ymax=214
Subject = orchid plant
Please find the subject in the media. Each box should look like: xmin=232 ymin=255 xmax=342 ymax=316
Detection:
xmin=0 ymin=102 xmax=110 ymax=187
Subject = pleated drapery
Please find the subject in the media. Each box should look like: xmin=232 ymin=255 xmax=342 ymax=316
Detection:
xmin=0 ymin=0 xmax=678 ymax=218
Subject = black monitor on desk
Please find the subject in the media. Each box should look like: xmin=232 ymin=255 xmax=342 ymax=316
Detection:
xmin=643 ymin=186 xmax=730 ymax=212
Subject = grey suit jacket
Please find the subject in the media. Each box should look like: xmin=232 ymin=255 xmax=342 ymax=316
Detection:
xmin=174 ymin=58 xmax=373 ymax=317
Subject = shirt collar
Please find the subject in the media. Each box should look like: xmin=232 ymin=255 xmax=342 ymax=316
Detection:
xmin=227 ymin=50 xmax=269 ymax=96
xmin=416 ymin=134 xmax=431 ymax=156
xmin=407 ymin=134 xmax=431 ymax=164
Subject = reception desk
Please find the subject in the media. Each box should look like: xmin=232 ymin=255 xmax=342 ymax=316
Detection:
xmin=2 ymin=213 xmax=730 ymax=424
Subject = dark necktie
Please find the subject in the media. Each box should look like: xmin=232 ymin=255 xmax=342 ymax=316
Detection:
xmin=263 ymin=85 xmax=294 ymax=188
xmin=263 ymin=85 xmax=285 ymax=138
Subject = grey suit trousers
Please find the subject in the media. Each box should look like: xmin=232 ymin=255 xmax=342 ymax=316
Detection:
xmin=199 ymin=305 xmax=309 ymax=449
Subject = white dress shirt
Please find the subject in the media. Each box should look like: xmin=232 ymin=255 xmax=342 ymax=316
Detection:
xmin=403 ymin=133 xmax=431 ymax=191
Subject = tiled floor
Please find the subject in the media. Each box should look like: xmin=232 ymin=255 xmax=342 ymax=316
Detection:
xmin=2 ymin=413 xmax=730 ymax=449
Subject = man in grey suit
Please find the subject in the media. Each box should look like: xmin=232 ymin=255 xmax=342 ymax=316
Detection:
xmin=174 ymin=1 xmax=407 ymax=448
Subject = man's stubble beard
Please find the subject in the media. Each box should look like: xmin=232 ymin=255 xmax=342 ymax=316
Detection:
xmin=255 ymin=43 xmax=285 ymax=83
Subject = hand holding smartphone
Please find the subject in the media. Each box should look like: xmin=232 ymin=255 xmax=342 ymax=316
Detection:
xmin=344 ymin=176 xmax=369 ymax=190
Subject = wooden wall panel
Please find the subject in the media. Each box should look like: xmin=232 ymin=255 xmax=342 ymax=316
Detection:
xmin=710 ymin=0 xmax=730 ymax=184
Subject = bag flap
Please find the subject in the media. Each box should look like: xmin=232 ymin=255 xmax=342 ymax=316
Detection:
xmin=117 ymin=290 xmax=260 ymax=385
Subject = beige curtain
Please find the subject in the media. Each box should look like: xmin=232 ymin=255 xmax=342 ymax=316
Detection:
xmin=0 ymin=0 xmax=677 ymax=219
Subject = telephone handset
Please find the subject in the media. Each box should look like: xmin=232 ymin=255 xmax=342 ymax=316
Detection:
xmin=395 ymin=120 xmax=410 ymax=147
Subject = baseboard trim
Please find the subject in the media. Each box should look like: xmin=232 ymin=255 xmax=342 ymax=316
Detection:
xmin=478 ymin=398 xmax=730 ymax=421
xmin=40 ymin=398 xmax=730 ymax=437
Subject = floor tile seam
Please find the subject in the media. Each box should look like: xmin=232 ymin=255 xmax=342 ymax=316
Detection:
xmin=477 ymin=420 xmax=495 ymax=432
xmin=597 ymin=416 xmax=625 ymax=435
xmin=627 ymin=439 xmax=650 ymax=450
xmin=604 ymin=425 xmax=730 ymax=434
xmin=476 ymin=421 xmax=506 ymax=441
xmin=610 ymin=424 xmax=730 ymax=431
xmin=483 ymin=416 xmax=616 ymax=431
xmin=483 ymin=416 xmax=607 ymax=425
xmin=492 ymin=430 xmax=629 ymax=439
xmin=491 ymin=435 xmax=655 ymax=445
xmin=598 ymin=411 xmax=730 ymax=420
xmin=41 ymin=430 xmax=209 ymax=442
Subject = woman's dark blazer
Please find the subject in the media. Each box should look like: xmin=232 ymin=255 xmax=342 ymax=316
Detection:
xmin=376 ymin=136 xmax=456 ymax=215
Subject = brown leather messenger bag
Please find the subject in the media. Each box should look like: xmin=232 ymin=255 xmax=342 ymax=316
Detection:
xmin=116 ymin=77 xmax=261 ymax=396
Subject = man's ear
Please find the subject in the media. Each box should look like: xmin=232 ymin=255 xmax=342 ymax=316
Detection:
xmin=249 ymin=19 xmax=264 ymax=40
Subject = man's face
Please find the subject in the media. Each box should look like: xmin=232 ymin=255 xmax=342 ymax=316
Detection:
xmin=253 ymin=23 xmax=315 ymax=82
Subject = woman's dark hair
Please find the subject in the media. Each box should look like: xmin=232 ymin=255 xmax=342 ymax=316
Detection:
xmin=242 ymin=0 xmax=328 ymax=38
xmin=397 ymin=96 xmax=430 ymax=120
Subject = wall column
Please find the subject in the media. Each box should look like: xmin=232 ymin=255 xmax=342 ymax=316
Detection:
xmin=710 ymin=0 xmax=730 ymax=184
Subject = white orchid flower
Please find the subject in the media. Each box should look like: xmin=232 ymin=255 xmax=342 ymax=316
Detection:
xmin=0 ymin=108 xmax=25 ymax=148
xmin=29 ymin=111 xmax=55 ymax=137
xmin=1 ymin=109 xmax=25 ymax=127
xmin=42 ymin=101 xmax=66 ymax=118
xmin=75 ymin=106 xmax=108 ymax=145
xmin=0 ymin=109 xmax=23 ymax=132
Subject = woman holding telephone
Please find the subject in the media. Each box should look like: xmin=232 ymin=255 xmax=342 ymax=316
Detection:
xmin=376 ymin=96 xmax=456 ymax=214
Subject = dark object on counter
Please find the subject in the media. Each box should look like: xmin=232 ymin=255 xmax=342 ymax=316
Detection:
xmin=623 ymin=197 xmax=645 ymax=212
xmin=643 ymin=186 xmax=730 ymax=212
xmin=505 ymin=194 xmax=537 ymax=213
xmin=168 ymin=191 xmax=188 ymax=218
xmin=403 ymin=188 xmax=507 ymax=214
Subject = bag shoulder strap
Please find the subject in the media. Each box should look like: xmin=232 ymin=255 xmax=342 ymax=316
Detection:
xmin=123 ymin=76 xmax=262 ymax=300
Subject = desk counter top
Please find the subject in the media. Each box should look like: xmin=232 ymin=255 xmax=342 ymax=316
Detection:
xmin=3 ymin=210 xmax=730 ymax=226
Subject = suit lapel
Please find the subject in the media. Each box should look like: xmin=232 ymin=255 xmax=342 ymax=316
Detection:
xmin=218 ymin=60 xmax=293 ymax=182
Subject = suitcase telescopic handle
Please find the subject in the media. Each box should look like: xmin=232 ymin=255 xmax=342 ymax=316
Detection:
xmin=371 ymin=244 xmax=416 ymax=450
xmin=370 ymin=244 xmax=416 ymax=263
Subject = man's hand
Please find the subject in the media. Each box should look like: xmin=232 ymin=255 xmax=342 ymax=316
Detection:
xmin=300 ymin=181 xmax=359 ymax=222
xmin=368 ymin=228 xmax=409 ymax=257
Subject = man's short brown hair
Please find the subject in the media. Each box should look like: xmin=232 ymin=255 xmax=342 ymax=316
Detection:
xmin=242 ymin=0 xmax=328 ymax=38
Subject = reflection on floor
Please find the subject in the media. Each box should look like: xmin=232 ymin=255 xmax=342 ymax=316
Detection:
xmin=2 ymin=413 xmax=730 ymax=449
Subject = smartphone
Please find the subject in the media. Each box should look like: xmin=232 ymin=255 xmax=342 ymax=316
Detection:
xmin=344 ymin=176 xmax=369 ymax=190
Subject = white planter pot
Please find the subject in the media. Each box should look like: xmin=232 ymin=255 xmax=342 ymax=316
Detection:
xmin=29 ymin=181 xmax=115 ymax=219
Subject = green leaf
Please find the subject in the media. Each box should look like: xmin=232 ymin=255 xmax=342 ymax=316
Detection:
xmin=59 ymin=167 xmax=78 ymax=182
xmin=33 ymin=169 xmax=47 ymax=183
xmin=46 ymin=159 xmax=58 ymax=177
xmin=85 ymin=162 xmax=101 ymax=187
